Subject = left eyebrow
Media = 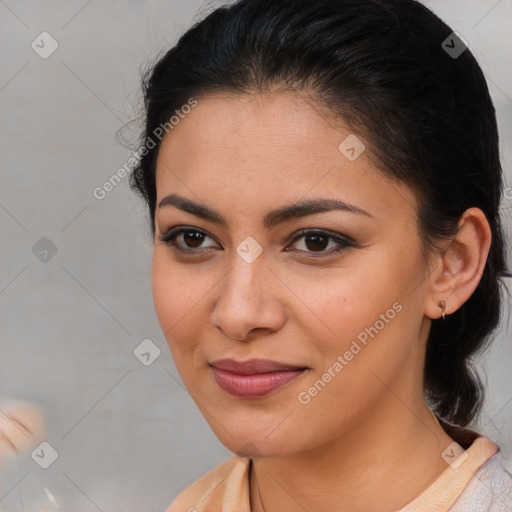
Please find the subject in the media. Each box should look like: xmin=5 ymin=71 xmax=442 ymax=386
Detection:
xmin=158 ymin=193 xmax=374 ymax=229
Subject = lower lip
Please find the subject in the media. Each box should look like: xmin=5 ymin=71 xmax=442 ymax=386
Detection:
xmin=210 ymin=367 xmax=306 ymax=398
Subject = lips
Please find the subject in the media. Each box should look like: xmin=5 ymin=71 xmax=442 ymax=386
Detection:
xmin=209 ymin=358 xmax=308 ymax=398
xmin=210 ymin=358 xmax=306 ymax=374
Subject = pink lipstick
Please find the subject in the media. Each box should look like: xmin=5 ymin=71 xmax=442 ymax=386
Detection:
xmin=209 ymin=358 xmax=307 ymax=398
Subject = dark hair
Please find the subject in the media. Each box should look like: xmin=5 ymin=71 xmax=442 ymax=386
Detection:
xmin=129 ymin=0 xmax=511 ymax=430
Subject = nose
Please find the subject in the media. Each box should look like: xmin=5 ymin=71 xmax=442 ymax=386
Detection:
xmin=211 ymin=253 xmax=286 ymax=342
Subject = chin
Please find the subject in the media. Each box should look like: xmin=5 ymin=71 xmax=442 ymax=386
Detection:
xmin=210 ymin=427 xmax=301 ymax=459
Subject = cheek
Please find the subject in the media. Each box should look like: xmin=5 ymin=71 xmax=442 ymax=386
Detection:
xmin=151 ymin=249 xmax=211 ymax=372
xmin=151 ymin=249 xmax=202 ymax=330
xmin=286 ymin=256 xmax=417 ymax=389
xmin=151 ymin=250 xmax=175 ymax=332
xmin=281 ymin=261 xmax=403 ymax=352
xmin=292 ymin=290 xmax=411 ymax=437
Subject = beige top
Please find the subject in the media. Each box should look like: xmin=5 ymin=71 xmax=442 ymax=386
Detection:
xmin=166 ymin=433 xmax=507 ymax=511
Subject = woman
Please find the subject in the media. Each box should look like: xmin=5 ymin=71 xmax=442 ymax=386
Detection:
xmin=129 ymin=0 xmax=512 ymax=510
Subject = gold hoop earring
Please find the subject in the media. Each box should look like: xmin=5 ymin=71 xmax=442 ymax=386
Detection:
xmin=438 ymin=300 xmax=447 ymax=320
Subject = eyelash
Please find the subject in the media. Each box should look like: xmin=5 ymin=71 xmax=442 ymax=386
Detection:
xmin=158 ymin=226 xmax=353 ymax=257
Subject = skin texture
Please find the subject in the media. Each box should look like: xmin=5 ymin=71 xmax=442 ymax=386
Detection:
xmin=151 ymin=92 xmax=492 ymax=512
xmin=0 ymin=401 xmax=44 ymax=460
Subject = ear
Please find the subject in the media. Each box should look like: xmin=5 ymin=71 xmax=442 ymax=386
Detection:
xmin=424 ymin=207 xmax=492 ymax=320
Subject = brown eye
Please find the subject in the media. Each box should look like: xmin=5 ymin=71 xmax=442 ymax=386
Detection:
xmin=303 ymin=233 xmax=330 ymax=251
xmin=287 ymin=229 xmax=352 ymax=256
xmin=159 ymin=227 xmax=220 ymax=252
xmin=181 ymin=230 xmax=206 ymax=248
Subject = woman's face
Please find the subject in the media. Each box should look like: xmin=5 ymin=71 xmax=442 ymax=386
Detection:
xmin=152 ymin=92 xmax=436 ymax=457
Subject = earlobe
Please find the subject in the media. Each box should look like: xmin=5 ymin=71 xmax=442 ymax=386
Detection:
xmin=425 ymin=207 xmax=492 ymax=320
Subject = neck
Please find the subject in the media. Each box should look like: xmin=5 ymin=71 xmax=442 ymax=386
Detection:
xmin=250 ymin=400 xmax=458 ymax=512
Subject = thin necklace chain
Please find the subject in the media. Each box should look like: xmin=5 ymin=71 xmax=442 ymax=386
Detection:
xmin=251 ymin=459 xmax=267 ymax=512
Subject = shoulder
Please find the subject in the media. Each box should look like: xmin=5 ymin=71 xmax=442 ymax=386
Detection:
xmin=449 ymin=449 xmax=512 ymax=512
xmin=165 ymin=455 xmax=252 ymax=512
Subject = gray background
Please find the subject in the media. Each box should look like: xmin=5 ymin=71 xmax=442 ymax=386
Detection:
xmin=0 ymin=1 xmax=511 ymax=511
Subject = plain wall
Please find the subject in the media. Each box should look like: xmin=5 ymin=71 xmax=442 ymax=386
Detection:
xmin=1 ymin=1 xmax=511 ymax=510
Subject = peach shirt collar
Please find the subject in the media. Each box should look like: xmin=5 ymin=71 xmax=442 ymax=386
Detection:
xmin=167 ymin=435 xmax=498 ymax=512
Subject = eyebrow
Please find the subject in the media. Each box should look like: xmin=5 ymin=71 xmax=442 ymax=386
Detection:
xmin=158 ymin=193 xmax=374 ymax=229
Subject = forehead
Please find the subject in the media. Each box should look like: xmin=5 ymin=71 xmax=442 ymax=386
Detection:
xmin=154 ymin=92 xmax=418 ymax=224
